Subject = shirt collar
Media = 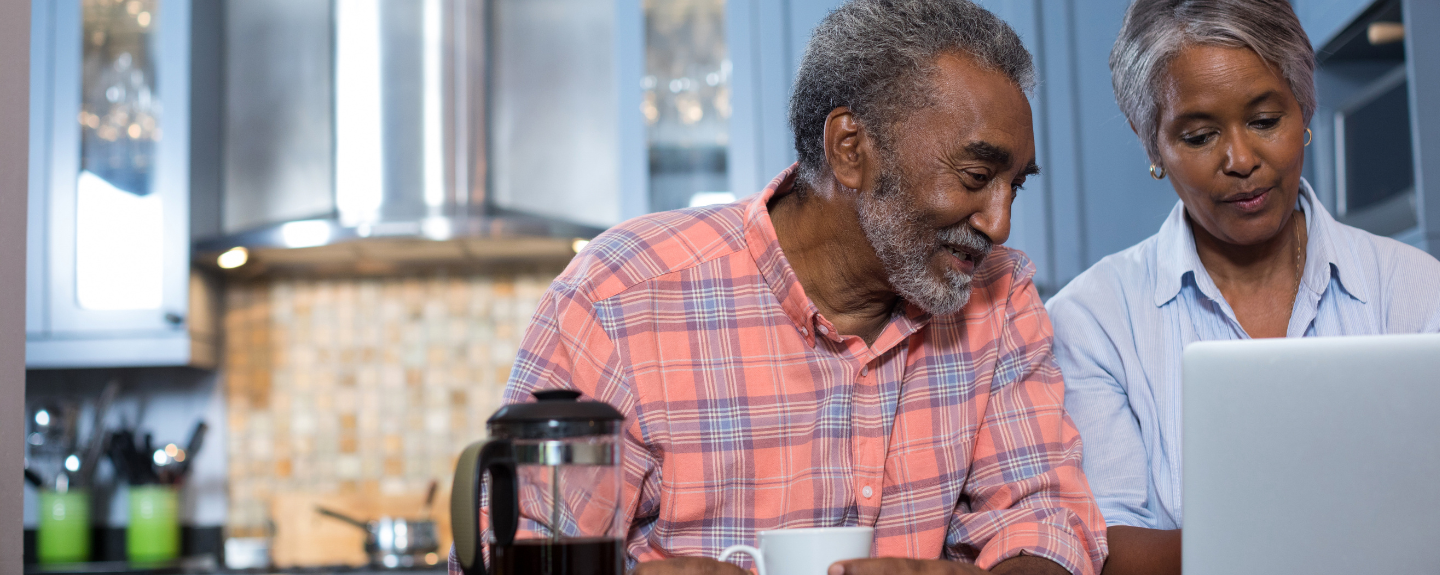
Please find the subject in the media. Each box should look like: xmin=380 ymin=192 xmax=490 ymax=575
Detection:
xmin=743 ymin=164 xmax=931 ymax=352
xmin=745 ymin=165 xmax=826 ymax=344
xmin=1297 ymin=179 xmax=1369 ymax=303
xmin=1152 ymin=178 xmax=1366 ymax=307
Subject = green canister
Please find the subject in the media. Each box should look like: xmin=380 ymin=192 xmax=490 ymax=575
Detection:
xmin=39 ymin=490 xmax=91 ymax=564
xmin=127 ymin=485 xmax=179 ymax=562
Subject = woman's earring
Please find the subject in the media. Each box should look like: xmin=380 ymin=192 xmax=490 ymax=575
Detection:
xmin=1304 ymin=128 xmax=1313 ymax=147
xmin=1150 ymin=164 xmax=1166 ymax=180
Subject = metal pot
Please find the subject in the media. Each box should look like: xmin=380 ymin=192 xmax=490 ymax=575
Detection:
xmin=316 ymin=506 xmax=440 ymax=568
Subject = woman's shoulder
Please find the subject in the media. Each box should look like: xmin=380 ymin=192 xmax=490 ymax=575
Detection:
xmin=1324 ymin=221 xmax=1440 ymax=319
xmin=1050 ymin=233 xmax=1162 ymax=306
xmin=1046 ymin=233 xmax=1163 ymax=328
xmin=1328 ymin=222 xmax=1440 ymax=274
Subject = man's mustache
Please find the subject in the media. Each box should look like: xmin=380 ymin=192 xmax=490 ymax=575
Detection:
xmin=937 ymin=224 xmax=993 ymax=265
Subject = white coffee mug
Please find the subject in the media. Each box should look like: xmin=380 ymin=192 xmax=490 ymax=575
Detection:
xmin=718 ymin=526 xmax=874 ymax=575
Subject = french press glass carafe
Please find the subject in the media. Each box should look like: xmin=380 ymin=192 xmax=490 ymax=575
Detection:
xmin=452 ymin=389 xmax=625 ymax=575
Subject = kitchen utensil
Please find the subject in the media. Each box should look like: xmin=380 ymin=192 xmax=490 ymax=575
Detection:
xmin=76 ymin=381 xmax=119 ymax=487
xmin=271 ymin=491 xmax=440 ymax=567
xmin=452 ymin=389 xmax=626 ymax=575
xmin=422 ymin=480 xmax=438 ymax=518
xmin=28 ymin=401 xmax=79 ymax=487
xmin=153 ymin=445 xmax=186 ymax=485
xmin=176 ymin=421 xmax=207 ymax=479
xmin=57 ymin=404 xmax=79 ymax=460
xmin=107 ymin=430 xmax=136 ymax=484
xmin=316 ymin=506 xmax=440 ymax=568
xmin=107 ymin=429 xmax=156 ymax=485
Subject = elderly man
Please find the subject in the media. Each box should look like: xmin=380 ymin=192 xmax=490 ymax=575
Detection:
xmin=485 ymin=1 xmax=1106 ymax=574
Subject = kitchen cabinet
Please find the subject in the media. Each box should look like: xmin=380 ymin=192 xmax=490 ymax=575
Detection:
xmin=26 ymin=0 xmax=217 ymax=368
xmin=1303 ymin=0 xmax=1440 ymax=255
xmin=1296 ymin=0 xmax=1377 ymax=52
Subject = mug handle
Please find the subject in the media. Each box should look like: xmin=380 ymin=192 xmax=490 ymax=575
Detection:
xmin=718 ymin=544 xmax=766 ymax=575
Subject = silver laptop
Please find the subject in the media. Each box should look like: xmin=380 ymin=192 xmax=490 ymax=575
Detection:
xmin=1183 ymin=334 xmax=1440 ymax=575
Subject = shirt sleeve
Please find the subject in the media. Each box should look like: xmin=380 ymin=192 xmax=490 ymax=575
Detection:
xmin=947 ymin=264 xmax=1108 ymax=575
xmin=477 ymin=279 xmax=662 ymax=570
xmin=1046 ymin=281 xmax=1158 ymax=530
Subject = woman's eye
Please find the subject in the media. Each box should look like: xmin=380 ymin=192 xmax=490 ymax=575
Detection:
xmin=1181 ymin=132 xmax=1214 ymax=147
xmin=1251 ymin=117 xmax=1280 ymax=130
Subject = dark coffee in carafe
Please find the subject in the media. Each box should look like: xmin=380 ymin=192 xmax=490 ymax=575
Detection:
xmin=490 ymin=537 xmax=622 ymax=575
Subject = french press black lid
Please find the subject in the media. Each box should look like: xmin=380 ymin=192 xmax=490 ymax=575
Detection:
xmin=485 ymin=389 xmax=624 ymax=439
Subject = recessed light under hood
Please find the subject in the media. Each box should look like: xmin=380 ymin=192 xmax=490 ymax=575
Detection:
xmin=192 ymin=0 xmax=604 ymax=273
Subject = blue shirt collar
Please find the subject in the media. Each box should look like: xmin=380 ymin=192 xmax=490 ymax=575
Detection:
xmin=1151 ymin=178 xmax=1370 ymax=307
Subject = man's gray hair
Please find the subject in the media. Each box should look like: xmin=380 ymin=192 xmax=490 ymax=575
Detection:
xmin=1111 ymin=0 xmax=1316 ymax=165
xmin=789 ymin=0 xmax=1034 ymax=190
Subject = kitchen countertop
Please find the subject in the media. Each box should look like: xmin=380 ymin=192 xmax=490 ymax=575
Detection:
xmin=24 ymin=559 xmax=447 ymax=575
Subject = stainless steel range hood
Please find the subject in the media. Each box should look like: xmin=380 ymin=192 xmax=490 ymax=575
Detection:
xmin=193 ymin=0 xmax=606 ymax=272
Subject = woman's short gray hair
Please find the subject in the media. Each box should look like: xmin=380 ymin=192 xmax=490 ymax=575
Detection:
xmin=1111 ymin=0 xmax=1316 ymax=165
xmin=790 ymin=0 xmax=1034 ymax=189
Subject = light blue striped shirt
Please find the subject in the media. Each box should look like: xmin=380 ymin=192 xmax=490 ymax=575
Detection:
xmin=1046 ymin=179 xmax=1440 ymax=529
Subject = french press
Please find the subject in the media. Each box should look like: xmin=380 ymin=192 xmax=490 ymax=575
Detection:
xmin=452 ymin=389 xmax=626 ymax=575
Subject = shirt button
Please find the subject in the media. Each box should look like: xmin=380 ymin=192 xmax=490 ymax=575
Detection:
xmin=818 ymin=325 xmax=829 ymax=336
xmin=799 ymin=327 xmax=808 ymax=336
xmin=860 ymin=366 xmax=869 ymax=377
xmin=861 ymin=485 xmax=874 ymax=498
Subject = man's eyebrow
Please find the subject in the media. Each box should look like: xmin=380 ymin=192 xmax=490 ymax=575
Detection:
xmin=962 ymin=141 xmax=1037 ymax=176
xmin=963 ymin=141 xmax=1012 ymax=167
xmin=1020 ymin=160 xmax=1040 ymax=178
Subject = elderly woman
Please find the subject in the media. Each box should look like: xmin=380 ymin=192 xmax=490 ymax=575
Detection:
xmin=1047 ymin=1 xmax=1440 ymax=574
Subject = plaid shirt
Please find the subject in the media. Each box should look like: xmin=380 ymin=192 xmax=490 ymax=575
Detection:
xmin=460 ymin=166 xmax=1106 ymax=575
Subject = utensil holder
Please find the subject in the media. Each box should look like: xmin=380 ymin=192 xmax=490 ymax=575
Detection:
xmin=39 ymin=490 xmax=91 ymax=564
xmin=127 ymin=485 xmax=180 ymax=562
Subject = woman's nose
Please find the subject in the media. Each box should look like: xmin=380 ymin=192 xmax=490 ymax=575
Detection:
xmin=1222 ymin=133 xmax=1261 ymax=177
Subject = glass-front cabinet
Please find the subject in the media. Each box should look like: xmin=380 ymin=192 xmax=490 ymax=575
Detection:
xmin=643 ymin=0 xmax=732 ymax=213
xmin=27 ymin=0 xmax=215 ymax=368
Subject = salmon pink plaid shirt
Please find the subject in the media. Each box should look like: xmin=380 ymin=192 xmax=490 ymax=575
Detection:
xmin=462 ymin=166 xmax=1106 ymax=574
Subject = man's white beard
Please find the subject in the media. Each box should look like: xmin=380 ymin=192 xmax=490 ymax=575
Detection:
xmin=855 ymin=167 xmax=993 ymax=316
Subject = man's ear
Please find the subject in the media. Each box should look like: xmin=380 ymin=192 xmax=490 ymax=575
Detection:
xmin=823 ymin=107 xmax=870 ymax=191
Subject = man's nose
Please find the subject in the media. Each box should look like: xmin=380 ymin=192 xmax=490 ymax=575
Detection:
xmin=968 ymin=186 xmax=1012 ymax=246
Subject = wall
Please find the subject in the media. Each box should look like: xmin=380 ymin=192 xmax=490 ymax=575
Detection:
xmin=1 ymin=0 xmax=31 ymax=570
xmin=221 ymin=268 xmax=562 ymax=539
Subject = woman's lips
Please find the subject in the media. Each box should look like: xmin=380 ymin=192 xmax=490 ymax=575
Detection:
xmin=1224 ymin=188 xmax=1271 ymax=213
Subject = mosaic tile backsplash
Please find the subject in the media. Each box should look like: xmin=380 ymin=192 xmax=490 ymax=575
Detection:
xmin=223 ymin=269 xmax=563 ymax=535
